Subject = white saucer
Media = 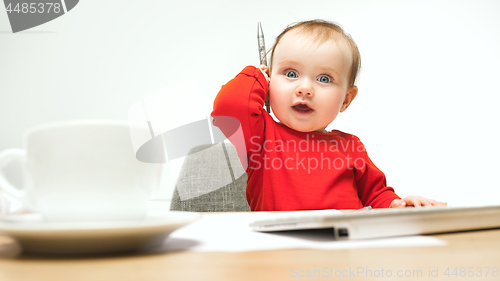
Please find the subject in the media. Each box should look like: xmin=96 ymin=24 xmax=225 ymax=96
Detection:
xmin=0 ymin=211 xmax=200 ymax=254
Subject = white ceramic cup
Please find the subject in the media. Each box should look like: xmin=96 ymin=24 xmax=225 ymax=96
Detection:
xmin=0 ymin=120 xmax=162 ymax=222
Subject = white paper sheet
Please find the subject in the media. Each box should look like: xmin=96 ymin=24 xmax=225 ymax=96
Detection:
xmin=164 ymin=212 xmax=447 ymax=252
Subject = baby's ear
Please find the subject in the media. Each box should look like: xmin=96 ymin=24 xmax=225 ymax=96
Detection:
xmin=340 ymin=86 xmax=358 ymax=112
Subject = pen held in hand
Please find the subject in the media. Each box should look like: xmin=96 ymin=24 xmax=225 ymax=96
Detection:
xmin=258 ymin=22 xmax=267 ymax=66
xmin=258 ymin=22 xmax=271 ymax=114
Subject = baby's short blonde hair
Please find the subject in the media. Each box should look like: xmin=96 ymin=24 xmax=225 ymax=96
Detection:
xmin=269 ymin=19 xmax=361 ymax=87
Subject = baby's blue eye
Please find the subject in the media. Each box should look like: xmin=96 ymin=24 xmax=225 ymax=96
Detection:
xmin=318 ymin=76 xmax=331 ymax=83
xmin=285 ymin=71 xmax=298 ymax=78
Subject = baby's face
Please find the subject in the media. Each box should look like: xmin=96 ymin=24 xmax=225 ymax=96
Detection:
xmin=269 ymin=31 xmax=355 ymax=133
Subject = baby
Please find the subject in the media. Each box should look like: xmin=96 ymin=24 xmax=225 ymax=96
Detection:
xmin=212 ymin=19 xmax=446 ymax=211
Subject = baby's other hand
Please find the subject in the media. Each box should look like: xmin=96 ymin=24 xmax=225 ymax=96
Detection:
xmin=258 ymin=65 xmax=269 ymax=82
xmin=390 ymin=196 xmax=447 ymax=208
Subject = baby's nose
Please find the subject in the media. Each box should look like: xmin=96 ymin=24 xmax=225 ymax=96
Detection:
xmin=295 ymin=80 xmax=314 ymax=97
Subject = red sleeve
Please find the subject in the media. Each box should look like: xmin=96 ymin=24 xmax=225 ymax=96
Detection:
xmin=352 ymin=136 xmax=400 ymax=208
xmin=211 ymin=66 xmax=268 ymax=162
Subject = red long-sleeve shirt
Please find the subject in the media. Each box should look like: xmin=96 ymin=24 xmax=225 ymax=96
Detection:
xmin=212 ymin=66 xmax=399 ymax=211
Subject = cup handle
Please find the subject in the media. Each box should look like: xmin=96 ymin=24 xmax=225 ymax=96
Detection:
xmin=0 ymin=148 xmax=26 ymax=201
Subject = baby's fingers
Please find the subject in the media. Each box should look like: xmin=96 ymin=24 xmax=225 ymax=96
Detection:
xmin=390 ymin=199 xmax=406 ymax=208
xmin=405 ymin=196 xmax=423 ymax=207
xmin=259 ymin=64 xmax=269 ymax=73
xmin=391 ymin=196 xmax=448 ymax=208
xmin=403 ymin=195 xmax=432 ymax=207
xmin=429 ymin=199 xmax=447 ymax=206
xmin=258 ymin=65 xmax=270 ymax=82
xmin=418 ymin=196 xmax=432 ymax=207
xmin=416 ymin=197 xmax=447 ymax=207
xmin=405 ymin=196 xmax=447 ymax=207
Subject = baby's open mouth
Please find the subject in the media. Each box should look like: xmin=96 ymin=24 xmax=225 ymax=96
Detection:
xmin=292 ymin=103 xmax=314 ymax=113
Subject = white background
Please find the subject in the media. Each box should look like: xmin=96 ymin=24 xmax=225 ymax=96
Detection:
xmin=1 ymin=0 xmax=499 ymax=207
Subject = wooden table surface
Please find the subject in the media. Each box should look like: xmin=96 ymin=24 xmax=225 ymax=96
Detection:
xmin=0 ymin=227 xmax=499 ymax=281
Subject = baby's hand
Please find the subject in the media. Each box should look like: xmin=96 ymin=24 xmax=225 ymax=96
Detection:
xmin=390 ymin=196 xmax=447 ymax=208
xmin=258 ymin=65 xmax=270 ymax=83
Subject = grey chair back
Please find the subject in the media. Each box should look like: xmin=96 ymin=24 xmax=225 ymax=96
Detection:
xmin=170 ymin=143 xmax=250 ymax=212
